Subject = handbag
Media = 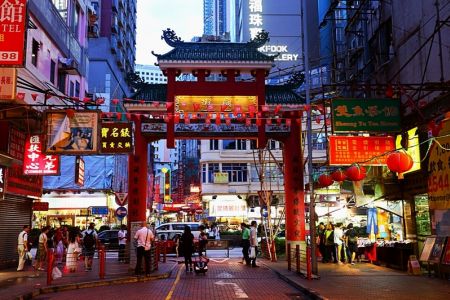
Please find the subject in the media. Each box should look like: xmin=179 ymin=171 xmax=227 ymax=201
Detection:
xmin=249 ymin=247 xmax=256 ymax=259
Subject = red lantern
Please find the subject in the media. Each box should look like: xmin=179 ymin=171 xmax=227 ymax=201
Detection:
xmin=386 ymin=151 xmax=413 ymax=179
xmin=346 ymin=165 xmax=366 ymax=181
xmin=331 ymin=169 xmax=347 ymax=182
xmin=318 ymin=174 xmax=334 ymax=187
xmin=66 ymin=109 xmax=75 ymax=118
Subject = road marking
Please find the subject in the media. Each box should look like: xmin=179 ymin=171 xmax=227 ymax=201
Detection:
xmin=164 ymin=265 xmax=182 ymax=300
xmin=217 ymin=271 xmax=234 ymax=278
xmin=209 ymin=258 xmax=229 ymax=263
xmin=215 ymin=280 xmax=248 ymax=298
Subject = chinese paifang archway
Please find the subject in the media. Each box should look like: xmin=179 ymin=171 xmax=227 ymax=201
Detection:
xmin=124 ymin=29 xmax=306 ymax=259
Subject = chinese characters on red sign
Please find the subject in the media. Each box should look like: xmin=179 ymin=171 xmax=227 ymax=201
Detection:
xmin=0 ymin=68 xmax=16 ymax=100
xmin=23 ymin=135 xmax=60 ymax=175
xmin=329 ymin=136 xmax=395 ymax=165
xmin=0 ymin=0 xmax=27 ymax=66
xmin=100 ymin=123 xmax=133 ymax=153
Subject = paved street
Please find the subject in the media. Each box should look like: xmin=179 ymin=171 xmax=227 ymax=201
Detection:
xmin=33 ymin=259 xmax=308 ymax=300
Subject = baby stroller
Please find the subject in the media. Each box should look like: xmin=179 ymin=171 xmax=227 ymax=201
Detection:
xmin=194 ymin=255 xmax=209 ymax=275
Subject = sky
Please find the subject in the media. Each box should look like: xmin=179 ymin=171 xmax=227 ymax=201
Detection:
xmin=136 ymin=0 xmax=204 ymax=65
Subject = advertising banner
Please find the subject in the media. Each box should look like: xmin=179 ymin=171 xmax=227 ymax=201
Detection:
xmin=0 ymin=0 xmax=27 ymax=66
xmin=395 ymin=127 xmax=421 ymax=174
xmin=23 ymin=135 xmax=60 ymax=175
xmin=100 ymin=122 xmax=133 ymax=153
xmin=428 ymin=118 xmax=450 ymax=209
xmin=213 ymin=172 xmax=229 ymax=184
xmin=45 ymin=111 xmax=100 ymax=154
xmin=331 ymin=99 xmax=401 ymax=132
xmin=0 ymin=68 xmax=16 ymax=100
xmin=329 ymin=135 xmax=395 ymax=165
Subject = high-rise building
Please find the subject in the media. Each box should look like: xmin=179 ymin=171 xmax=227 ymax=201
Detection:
xmin=88 ymin=0 xmax=137 ymax=103
xmin=135 ymin=64 xmax=167 ymax=84
xmin=203 ymin=0 xmax=228 ymax=37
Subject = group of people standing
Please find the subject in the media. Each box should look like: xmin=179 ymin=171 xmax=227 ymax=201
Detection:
xmin=241 ymin=221 xmax=258 ymax=267
xmin=317 ymin=222 xmax=358 ymax=265
xmin=17 ymin=223 xmax=99 ymax=273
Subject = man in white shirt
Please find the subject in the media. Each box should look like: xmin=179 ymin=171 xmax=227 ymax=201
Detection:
xmin=334 ymin=223 xmax=344 ymax=264
xmin=134 ymin=221 xmax=154 ymax=276
xmin=118 ymin=224 xmax=127 ymax=262
xmin=17 ymin=225 xmax=30 ymax=271
xmin=249 ymin=221 xmax=258 ymax=267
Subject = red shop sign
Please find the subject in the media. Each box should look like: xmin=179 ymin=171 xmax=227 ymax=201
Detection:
xmin=0 ymin=0 xmax=27 ymax=66
xmin=32 ymin=201 xmax=49 ymax=211
xmin=23 ymin=135 xmax=60 ymax=175
xmin=329 ymin=135 xmax=395 ymax=166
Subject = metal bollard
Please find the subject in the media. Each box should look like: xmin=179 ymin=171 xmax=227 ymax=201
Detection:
xmin=99 ymin=245 xmax=105 ymax=279
xmin=287 ymin=243 xmax=291 ymax=271
xmin=306 ymin=246 xmax=312 ymax=280
xmin=295 ymin=244 xmax=300 ymax=274
xmin=47 ymin=249 xmax=54 ymax=286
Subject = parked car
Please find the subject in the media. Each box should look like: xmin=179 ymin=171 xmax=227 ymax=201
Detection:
xmin=97 ymin=229 xmax=119 ymax=250
xmin=156 ymin=222 xmax=201 ymax=238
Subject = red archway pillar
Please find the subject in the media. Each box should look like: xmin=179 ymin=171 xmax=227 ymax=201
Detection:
xmin=283 ymin=119 xmax=305 ymax=247
xmin=255 ymin=69 xmax=267 ymax=149
xmin=128 ymin=117 xmax=148 ymax=224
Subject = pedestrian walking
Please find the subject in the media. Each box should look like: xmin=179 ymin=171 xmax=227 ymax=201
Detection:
xmin=180 ymin=225 xmax=194 ymax=272
xmin=345 ymin=223 xmax=358 ymax=264
xmin=81 ymin=223 xmax=97 ymax=271
xmin=134 ymin=221 xmax=154 ymax=276
xmin=118 ymin=224 xmax=127 ymax=262
xmin=34 ymin=226 xmax=50 ymax=271
xmin=334 ymin=223 xmax=345 ymax=264
xmin=54 ymin=227 xmax=65 ymax=264
xmin=17 ymin=225 xmax=30 ymax=271
xmin=317 ymin=222 xmax=326 ymax=261
xmin=66 ymin=228 xmax=81 ymax=272
xmin=249 ymin=221 xmax=258 ymax=267
xmin=324 ymin=223 xmax=335 ymax=263
xmin=241 ymin=223 xmax=251 ymax=265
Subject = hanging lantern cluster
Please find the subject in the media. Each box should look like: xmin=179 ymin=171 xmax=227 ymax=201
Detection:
xmin=386 ymin=151 xmax=413 ymax=179
xmin=316 ymin=165 xmax=367 ymax=188
xmin=331 ymin=169 xmax=347 ymax=182
xmin=317 ymin=174 xmax=334 ymax=187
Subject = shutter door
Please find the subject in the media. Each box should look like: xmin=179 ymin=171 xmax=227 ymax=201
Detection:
xmin=0 ymin=195 xmax=32 ymax=269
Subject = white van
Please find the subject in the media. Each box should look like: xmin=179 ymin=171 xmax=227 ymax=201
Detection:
xmin=156 ymin=222 xmax=202 ymax=238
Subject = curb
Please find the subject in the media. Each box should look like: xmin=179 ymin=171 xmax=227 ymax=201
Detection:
xmin=15 ymin=264 xmax=178 ymax=300
xmin=262 ymin=263 xmax=327 ymax=300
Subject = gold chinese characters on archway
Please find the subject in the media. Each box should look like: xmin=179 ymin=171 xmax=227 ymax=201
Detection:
xmin=175 ymin=95 xmax=258 ymax=113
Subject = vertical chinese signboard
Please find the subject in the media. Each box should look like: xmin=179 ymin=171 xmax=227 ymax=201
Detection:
xmin=428 ymin=118 xmax=450 ymax=210
xmin=75 ymin=156 xmax=85 ymax=186
xmin=23 ymin=135 xmax=60 ymax=175
xmin=100 ymin=122 xmax=133 ymax=153
xmin=0 ymin=68 xmax=17 ymax=100
xmin=6 ymin=127 xmax=43 ymax=197
xmin=0 ymin=0 xmax=27 ymax=66
xmin=331 ymin=99 xmax=401 ymax=132
xmin=329 ymin=136 xmax=395 ymax=165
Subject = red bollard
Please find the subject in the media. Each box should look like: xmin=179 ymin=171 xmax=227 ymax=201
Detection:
xmin=295 ymin=244 xmax=300 ymax=274
xmin=306 ymin=247 xmax=312 ymax=280
xmin=287 ymin=243 xmax=291 ymax=271
xmin=47 ymin=249 xmax=54 ymax=286
xmin=99 ymin=245 xmax=105 ymax=279
xmin=163 ymin=241 xmax=167 ymax=263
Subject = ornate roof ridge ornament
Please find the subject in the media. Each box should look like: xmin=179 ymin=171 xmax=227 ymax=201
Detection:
xmin=161 ymin=28 xmax=183 ymax=47
xmin=284 ymin=71 xmax=305 ymax=89
xmin=248 ymin=30 xmax=270 ymax=48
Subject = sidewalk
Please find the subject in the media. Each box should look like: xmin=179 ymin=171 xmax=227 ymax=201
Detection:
xmin=263 ymin=259 xmax=450 ymax=300
xmin=0 ymin=257 xmax=177 ymax=300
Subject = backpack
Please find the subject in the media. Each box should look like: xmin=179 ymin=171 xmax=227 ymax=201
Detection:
xmin=83 ymin=231 xmax=95 ymax=249
xmin=347 ymin=229 xmax=357 ymax=243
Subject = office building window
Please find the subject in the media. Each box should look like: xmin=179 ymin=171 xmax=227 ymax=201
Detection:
xmin=209 ymin=139 xmax=219 ymax=150
xmin=50 ymin=60 xmax=56 ymax=84
xmin=207 ymin=163 xmax=220 ymax=183
xmin=222 ymin=139 xmax=246 ymax=150
xmin=222 ymin=163 xmax=248 ymax=182
xmin=31 ymin=39 xmax=39 ymax=67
